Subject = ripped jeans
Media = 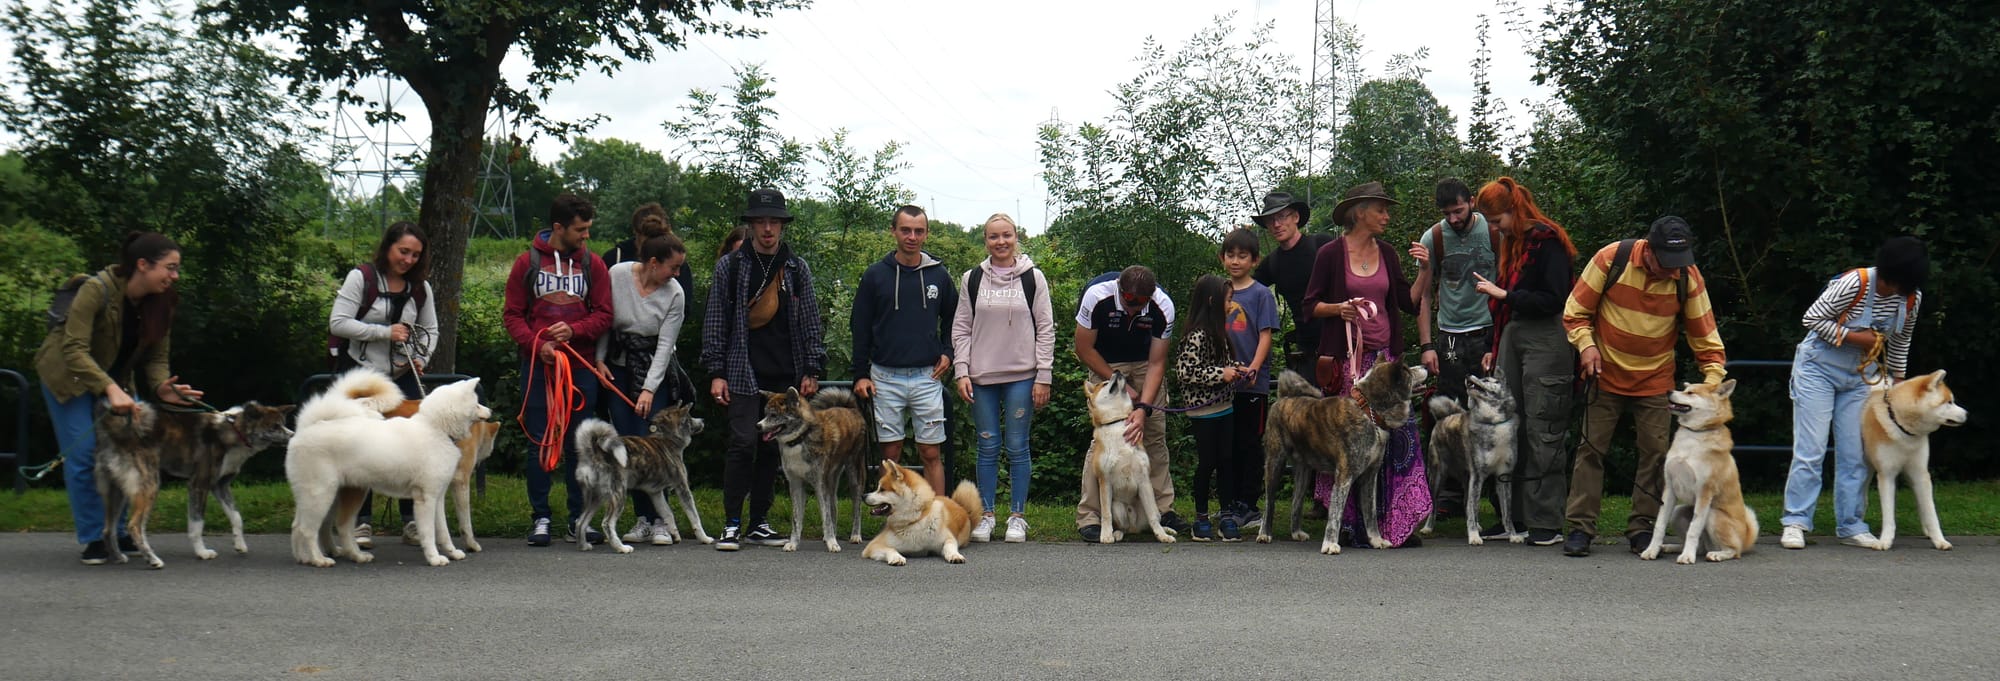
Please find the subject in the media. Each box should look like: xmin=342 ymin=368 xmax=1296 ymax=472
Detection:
xmin=970 ymin=378 xmax=1035 ymax=515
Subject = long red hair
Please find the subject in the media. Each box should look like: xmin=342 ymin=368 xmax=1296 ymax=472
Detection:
xmin=1475 ymin=177 xmax=1577 ymax=278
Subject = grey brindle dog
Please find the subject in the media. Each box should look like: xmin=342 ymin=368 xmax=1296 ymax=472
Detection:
xmin=1422 ymin=374 xmax=1521 ymax=544
xmin=572 ymin=403 xmax=711 ymax=553
xmin=1261 ymin=363 xmax=1428 ymax=554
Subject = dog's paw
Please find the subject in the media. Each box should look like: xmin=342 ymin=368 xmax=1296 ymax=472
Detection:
xmin=1508 ymin=533 xmax=1526 ymax=544
xmin=848 ymin=534 xmax=863 ymax=545
xmin=1368 ymin=537 xmax=1393 ymax=550
xmin=232 ymin=540 xmax=249 ymax=555
xmin=1675 ymin=552 xmax=1696 ymax=565
xmin=145 ymin=556 xmax=164 ymax=570
xmin=111 ymin=551 xmax=128 ymax=564
xmin=426 ymin=554 xmax=450 ymax=567
xmin=1320 ymin=541 xmax=1342 ymax=555
xmin=1419 ymin=527 xmax=1437 ymax=538
xmin=464 ymin=540 xmax=482 ymax=553
xmin=1933 ymin=538 xmax=1953 ymax=551
xmin=1290 ymin=530 xmax=1311 ymax=542
xmin=1869 ymin=539 xmax=1893 ymax=551
xmin=946 ymin=553 xmax=966 ymax=564
xmin=195 ymin=548 xmax=219 ymax=560
xmin=577 ymin=543 xmax=593 ymax=552
xmin=351 ymin=551 xmax=375 ymax=564
xmin=1638 ymin=547 xmax=1660 ymax=560
xmin=885 ymin=555 xmax=907 ymax=566
xmin=825 ymin=539 xmax=841 ymax=553
xmin=302 ymin=556 xmax=334 ymax=568
xmin=1156 ymin=533 xmax=1176 ymax=544
xmin=1256 ymin=534 xmax=1272 ymax=544
xmin=1467 ymin=536 xmax=1484 ymax=546
xmin=447 ymin=549 xmax=467 ymax=560
xmin=782 ymin=541 xmax=798 ymax=552
xmin=613 ymin=544 xmax=633 ymax=554
xmin=1704 ymin=550 xmax=1734 ymax=562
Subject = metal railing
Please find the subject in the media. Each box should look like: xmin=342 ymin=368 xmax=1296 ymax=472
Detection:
xmin=2 ymin=369 xmax=28 ymax=494
xmin=1722 ymin=358 xmax=1805 ymax=455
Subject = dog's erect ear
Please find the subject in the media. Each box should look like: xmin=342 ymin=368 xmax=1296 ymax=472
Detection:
xmin=1714 ymin=378 xmax=1736 ymax=399
xmin=277 ymin=404 xmax=297 ymax=414
xmin=1084 ymin=381 xmax=1101 ymax=399
xmin=1929 ymin=369 xmax=1948 ymax=389
xmin=758 ymin=390 xmax=779 ymax=400
xmin=787 ymin=387 xmax=802 ymax=399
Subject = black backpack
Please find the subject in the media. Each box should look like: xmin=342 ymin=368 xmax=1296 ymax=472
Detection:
xmin=1599 ymin=238 xmax=1687 ymax=312
xmin=965 ymin=265 xmax=1040 ymax=323
xmin=326 ymin=263 xmax=428 ymax=369
xmin=45 ymin=273 xmax=92 ymax=332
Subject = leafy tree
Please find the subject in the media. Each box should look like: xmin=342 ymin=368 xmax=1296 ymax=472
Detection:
xmin=1333 ymin=77 xmax=1466 ymax=237
xmin=1464 ymin=15 xmax=1509 ymax=183
xmin=813 ymin=127 xmax=910 ymax=240
xmin=664 ymin=63 xmax=809 ymax=197
xmin=204 ymin=0 xmax=807 ymax=371
xmin=557 ymin=137 xmax=689 ymax=243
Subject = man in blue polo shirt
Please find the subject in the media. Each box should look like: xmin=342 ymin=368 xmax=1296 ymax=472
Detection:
xmin=1073 ymin=265 xmax=1189 ymax=541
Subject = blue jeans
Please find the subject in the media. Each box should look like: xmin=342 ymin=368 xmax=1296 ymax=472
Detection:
xmin=607 ymin=363 xmax=663 ymax=521
xmin=970 ymin=379 xmax=1034 ymax=515
xmin=43 ymin=386 xmax=124 ymax=545
xmin=1782 ymin=338 xmax=1872 ymax=537
xmin=522 ymin=359 xmax=599 ymax=524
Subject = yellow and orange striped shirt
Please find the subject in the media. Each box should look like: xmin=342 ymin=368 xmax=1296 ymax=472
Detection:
xmin=1562 ymin=240 xmax=1728 ymax=397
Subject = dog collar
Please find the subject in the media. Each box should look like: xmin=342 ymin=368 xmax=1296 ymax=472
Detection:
xmin=1883 ymin=398 xmax=1917 ymax=438
xmin=1677 ymin=423 xmax=1724 ymax=434
xmin=1353 ymin=391 xmax=1394 ymax=430
xmin=780 ymin=433 xmax=809 ymax=447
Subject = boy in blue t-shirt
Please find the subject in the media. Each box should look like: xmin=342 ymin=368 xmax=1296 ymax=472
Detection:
xmin=1219 ymin=228 xmax=1279 ymax=535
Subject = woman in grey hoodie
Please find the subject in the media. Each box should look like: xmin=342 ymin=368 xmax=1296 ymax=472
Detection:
xmin=950 ymin=213 xmax=1055 ymax=543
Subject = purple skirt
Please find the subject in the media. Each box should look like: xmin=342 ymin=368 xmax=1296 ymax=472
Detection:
xmin=1313 ymin=350 xmax=1430 ymax=547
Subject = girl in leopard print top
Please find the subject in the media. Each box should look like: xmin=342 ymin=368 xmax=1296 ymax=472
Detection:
xmin=1176 ymin=275 xmax=1247 ymax=540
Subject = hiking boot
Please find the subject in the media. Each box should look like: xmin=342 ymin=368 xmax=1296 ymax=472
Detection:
xmin=622 ymin=517 xmax=655 ymax=544
xmin=526 ymin=518 xmax=552 ymax=547
xmin=744 ymin=523 xmax=786 ymax=547
xmin=1628 ymin=531 xmax=1653 ymax=555
xmin=715 ymin=524 xmax=742 ymax=551
xmin=354 ymin=523 xmax=375 ymax=549
xmin=80 ymin=539 xmax=110 ymax=566
xmin=1527 ymin=528 xmax=1564 ymax=546
xmin=1004 ymin=516 xmax=1029 ymax=543
xmin=972 ymin=515 xmax=996 ymax=543
xmin=1562 ymin=530 xmax=1592 ymax=557
xmin=1079 ymin=524 xmax=1102 ymax=543
xmin=1191 ymin=514 xmax=1215 ymax=542
xmin=1158 ymin=511 xmax=1192 ymax=536
xmin=1781 ymin=525 xmax=1806 ymax=550
xmin=402 ymin=521 xmax=422 ymax=546
xmin=1219 ymin=515 xmax=1242 ymax=542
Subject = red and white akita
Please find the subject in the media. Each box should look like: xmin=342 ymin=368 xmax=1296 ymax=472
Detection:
xmin=1861 ymin=370 xmax=1968 ymax=551
xmin=1641 ymin=379 xmax=1758 ymax=564
xmin=862 ymin=460 xmax=983 ymax=565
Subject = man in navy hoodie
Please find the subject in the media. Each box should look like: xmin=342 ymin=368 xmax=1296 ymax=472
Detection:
xmin=502 ymin=193 xmax=614 ymax=547
xmin=852 ymin=205 xmax=958 ymax=495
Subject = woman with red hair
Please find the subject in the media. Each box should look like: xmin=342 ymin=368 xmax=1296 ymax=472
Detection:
xmin=1470 ymin=177 xmax=1578 ymax=547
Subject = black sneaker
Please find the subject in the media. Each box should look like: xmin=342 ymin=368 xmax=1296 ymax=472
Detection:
xmin=1219 ymin=515 xmax=1243 ymax=542
xmin=1527 ymin=528 xmax=1564 ymax=546
xmin=744 ymin=523 xmax=786 ymax=547
xmin=1400 ymin=534 xmax=1424 ymax=548
xmin=715 ymin=524 xmax=742 ymax=551
xmin=1234 ymin=502 xmax=1263 ymax=530
xmin=117 ymin=535 xmax=137 ymax=553
xmin=1079 ymin=524 xmax=1102 ymax=543
xmin=1562 ymin=530 xmax=1592 ymax=557
xmin=1158 ymin=511 xmax=1192 ymax=535
xmin=1628 ymin=531 xmax=1653 ymax=555
xmin=526 ymin=518 xmax=552 ymax=547
xmin=1190 ymin=515 xmax=1215 ymax=542
xmin=1479 ymin=525 xmax=1515 ymax=541
xmin=80 ymin=539 xmax=110 ymax=565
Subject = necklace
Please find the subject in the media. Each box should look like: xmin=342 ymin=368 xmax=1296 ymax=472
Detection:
xmin=751 ymin=251 xmax=781 ymax=297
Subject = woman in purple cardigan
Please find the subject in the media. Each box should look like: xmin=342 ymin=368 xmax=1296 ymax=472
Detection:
xmin=1300 ymin=181 xmax=1428 ymax=547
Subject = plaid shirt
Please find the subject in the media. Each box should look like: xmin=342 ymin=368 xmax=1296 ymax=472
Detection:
xmin=701 ymin=246 xmax=825 ymax=393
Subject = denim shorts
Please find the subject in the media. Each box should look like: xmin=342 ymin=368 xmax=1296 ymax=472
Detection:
xmin=870 ymin=365 xmax=947 ymax=444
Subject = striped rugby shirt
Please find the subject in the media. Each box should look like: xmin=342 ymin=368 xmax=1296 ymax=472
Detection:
xmin=1801 ymin=268 xmax=1921 ymax=378
xmin=1562 ymin=239 xmax=1728 ymax=397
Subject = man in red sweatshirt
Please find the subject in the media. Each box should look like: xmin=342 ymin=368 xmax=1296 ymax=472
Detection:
xmin=502 ymin=193 xmax=614 ymax=546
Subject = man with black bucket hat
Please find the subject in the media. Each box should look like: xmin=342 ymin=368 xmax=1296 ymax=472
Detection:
xmin=701 ymin=188 xmax=827 ymax=551
xmin=1559 ymin=215 xmax=1728 ymax=557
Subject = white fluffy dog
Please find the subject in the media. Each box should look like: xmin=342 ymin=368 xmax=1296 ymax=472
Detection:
xmin=287 ymin=369 xmax=489 ymax=567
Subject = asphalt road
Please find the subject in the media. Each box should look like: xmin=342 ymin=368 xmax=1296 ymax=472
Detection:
xmin=3 ymin=531 xmax=1995 ymax=680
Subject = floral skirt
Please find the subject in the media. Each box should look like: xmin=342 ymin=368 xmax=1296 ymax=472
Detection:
xmin=1313 ymin=350 xmax=1430 ymax=547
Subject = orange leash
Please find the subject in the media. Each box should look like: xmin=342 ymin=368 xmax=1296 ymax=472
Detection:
xmin=515 ymin=329 xmax=640 ymax=473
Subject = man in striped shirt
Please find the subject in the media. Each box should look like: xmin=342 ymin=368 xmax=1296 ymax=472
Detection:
xmin=1559 ymin=216 xmax=1728 ymax=556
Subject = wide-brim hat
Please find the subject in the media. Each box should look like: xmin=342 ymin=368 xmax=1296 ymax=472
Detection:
xmin=1331 ymin=181 xmax=1400 ymax=228
xmin=1251 ymin=191 xmax=1310 ymax=227
xmin=740 ymin=188 xmax=795 ymax=223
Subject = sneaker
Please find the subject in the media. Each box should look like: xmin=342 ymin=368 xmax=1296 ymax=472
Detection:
xmin=1219 ymin=515 xmax=1242 ymax=542
xmin=623 ymin=517 xmax=655 ymax=543
xmin=1158 ymin=511 xmax=1192 ymax=535
xmin=1840 ymin=532 xmax=1879 ymax=548
xmin=1191 ymin=515 xmax=1215 ymax=542
xmin=715 ymin=524 xmax=742 ymax=551
xmin=354 ymin=523 xmax=375 ymax=549
xmin=80 ymin=539 xmax=110 ymax=565
xmin=1079 ymin=524 xmax=1102 ymax=543
xmin=562 ymin=520 xmax=604 ymax=545
xmin=401 ymin=521 xmax=421 ymax=547
xmin=744 ymin=523 xmax=786 ymax=547
xmin=1527 ymin=528 xmax=1564 ymax=546
xmin=972 ymin=515 xmax=996 ymax=543
xmin=526 ymin=518 xmax=552 ymax=547
xmin=1004 ymin=516 xmax=1029 ymax=543
xmin=1781 ymin=525 xmax=1806 ymax=550
xmin=1401 ymin=534 xmax=1423 ymax=548
xmin=1234 ymin=503 xmax=1263 ymax=531
xmin=1562 ymin=530 xmax=1592 ymax=557
xmin=1628 ymin=531 xmax=1653 ymax=555
xmin=1480 ymin=525 xmax=1516 ymax=541
xmin=117 ymin=535 xmax=137 ymax=553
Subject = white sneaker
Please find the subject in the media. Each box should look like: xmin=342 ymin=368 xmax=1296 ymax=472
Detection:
xmin=622 ymin=518 xmax=654 ymax=543
xmin=972 ymin=515 xmax=996 ymax=543
xmin=1004 ymin=516 xmax=1028 ymax=543
xmin=1781 ymin=525 xmax=1806 ymax=550
xmin=401 ymin=521 xmax=421 ymax=546
xmin=354 ymin=523 xmax=374 ymax=550
xmin=1840 ymin=532 xmax=1880 ymax=548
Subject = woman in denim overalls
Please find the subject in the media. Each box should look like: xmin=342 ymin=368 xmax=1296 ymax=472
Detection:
xmin=1779 ymin=237 xmax=1927 ymax=549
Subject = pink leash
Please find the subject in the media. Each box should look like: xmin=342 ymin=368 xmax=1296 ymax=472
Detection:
xmin=1344 ymin=297 xmax=1379 ymax=389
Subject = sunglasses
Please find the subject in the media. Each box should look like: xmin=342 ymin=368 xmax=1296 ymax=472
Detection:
xmin=1120 ymin=293 xmax=1151 ymax=307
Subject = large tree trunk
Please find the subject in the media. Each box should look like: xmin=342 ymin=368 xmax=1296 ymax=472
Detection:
xmin=417 ymin=88 xmax=493 ymax=375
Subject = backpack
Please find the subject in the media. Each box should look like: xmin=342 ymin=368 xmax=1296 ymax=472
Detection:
xmin=1426 ymin=220 xmax=1502 ymax=307
xmin=326 ymin=263 xmax=428 ymax=369
xmin=1836 ymin=267 xmax=1917 ymax=325
xmin=45 ymin=273 xmax=93 ymax=332
xmin=1599 ymin=238 xmax=1687 ymax=313
xmin=966 ymin=264 xmax=1040 ymax=324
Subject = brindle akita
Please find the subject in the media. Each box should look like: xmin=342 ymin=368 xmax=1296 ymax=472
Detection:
xmin=756 ymin=387 xmax=870 ymax=553
xmin=1259 ymin=364 xmax=1427 ymax=554
xmin=96 ymin=401 xmax=296 ymax=569
xmin=572 ymin=404 xmax=711 ymax=553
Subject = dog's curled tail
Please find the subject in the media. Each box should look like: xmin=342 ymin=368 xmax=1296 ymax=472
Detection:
xmin=574 ymin=418 xmax=626 ymax=468
xmin=1428 ymin=395 xmax=1465 ymax=419
xmin=1274 ymin=370 xmax=1324 ymax=399
xmin=810 ymin=388 xmax=859 ymax=410
xmin=949 ymin=480 xmax=984 ymax=522
xmin=298 ymin=369 xmax=401 ymax=429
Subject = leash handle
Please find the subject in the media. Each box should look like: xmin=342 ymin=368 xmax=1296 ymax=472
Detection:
xmin=1344 ymin=298 xmax=1379 ymax=388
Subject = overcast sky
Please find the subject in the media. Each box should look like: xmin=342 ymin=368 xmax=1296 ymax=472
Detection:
xmin=10 ymin=0 xmax=1560 ymax=233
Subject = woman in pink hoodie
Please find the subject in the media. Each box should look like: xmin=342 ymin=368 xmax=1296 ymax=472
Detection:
xmin=951 ymin=213 xmax=1055 ymax=543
